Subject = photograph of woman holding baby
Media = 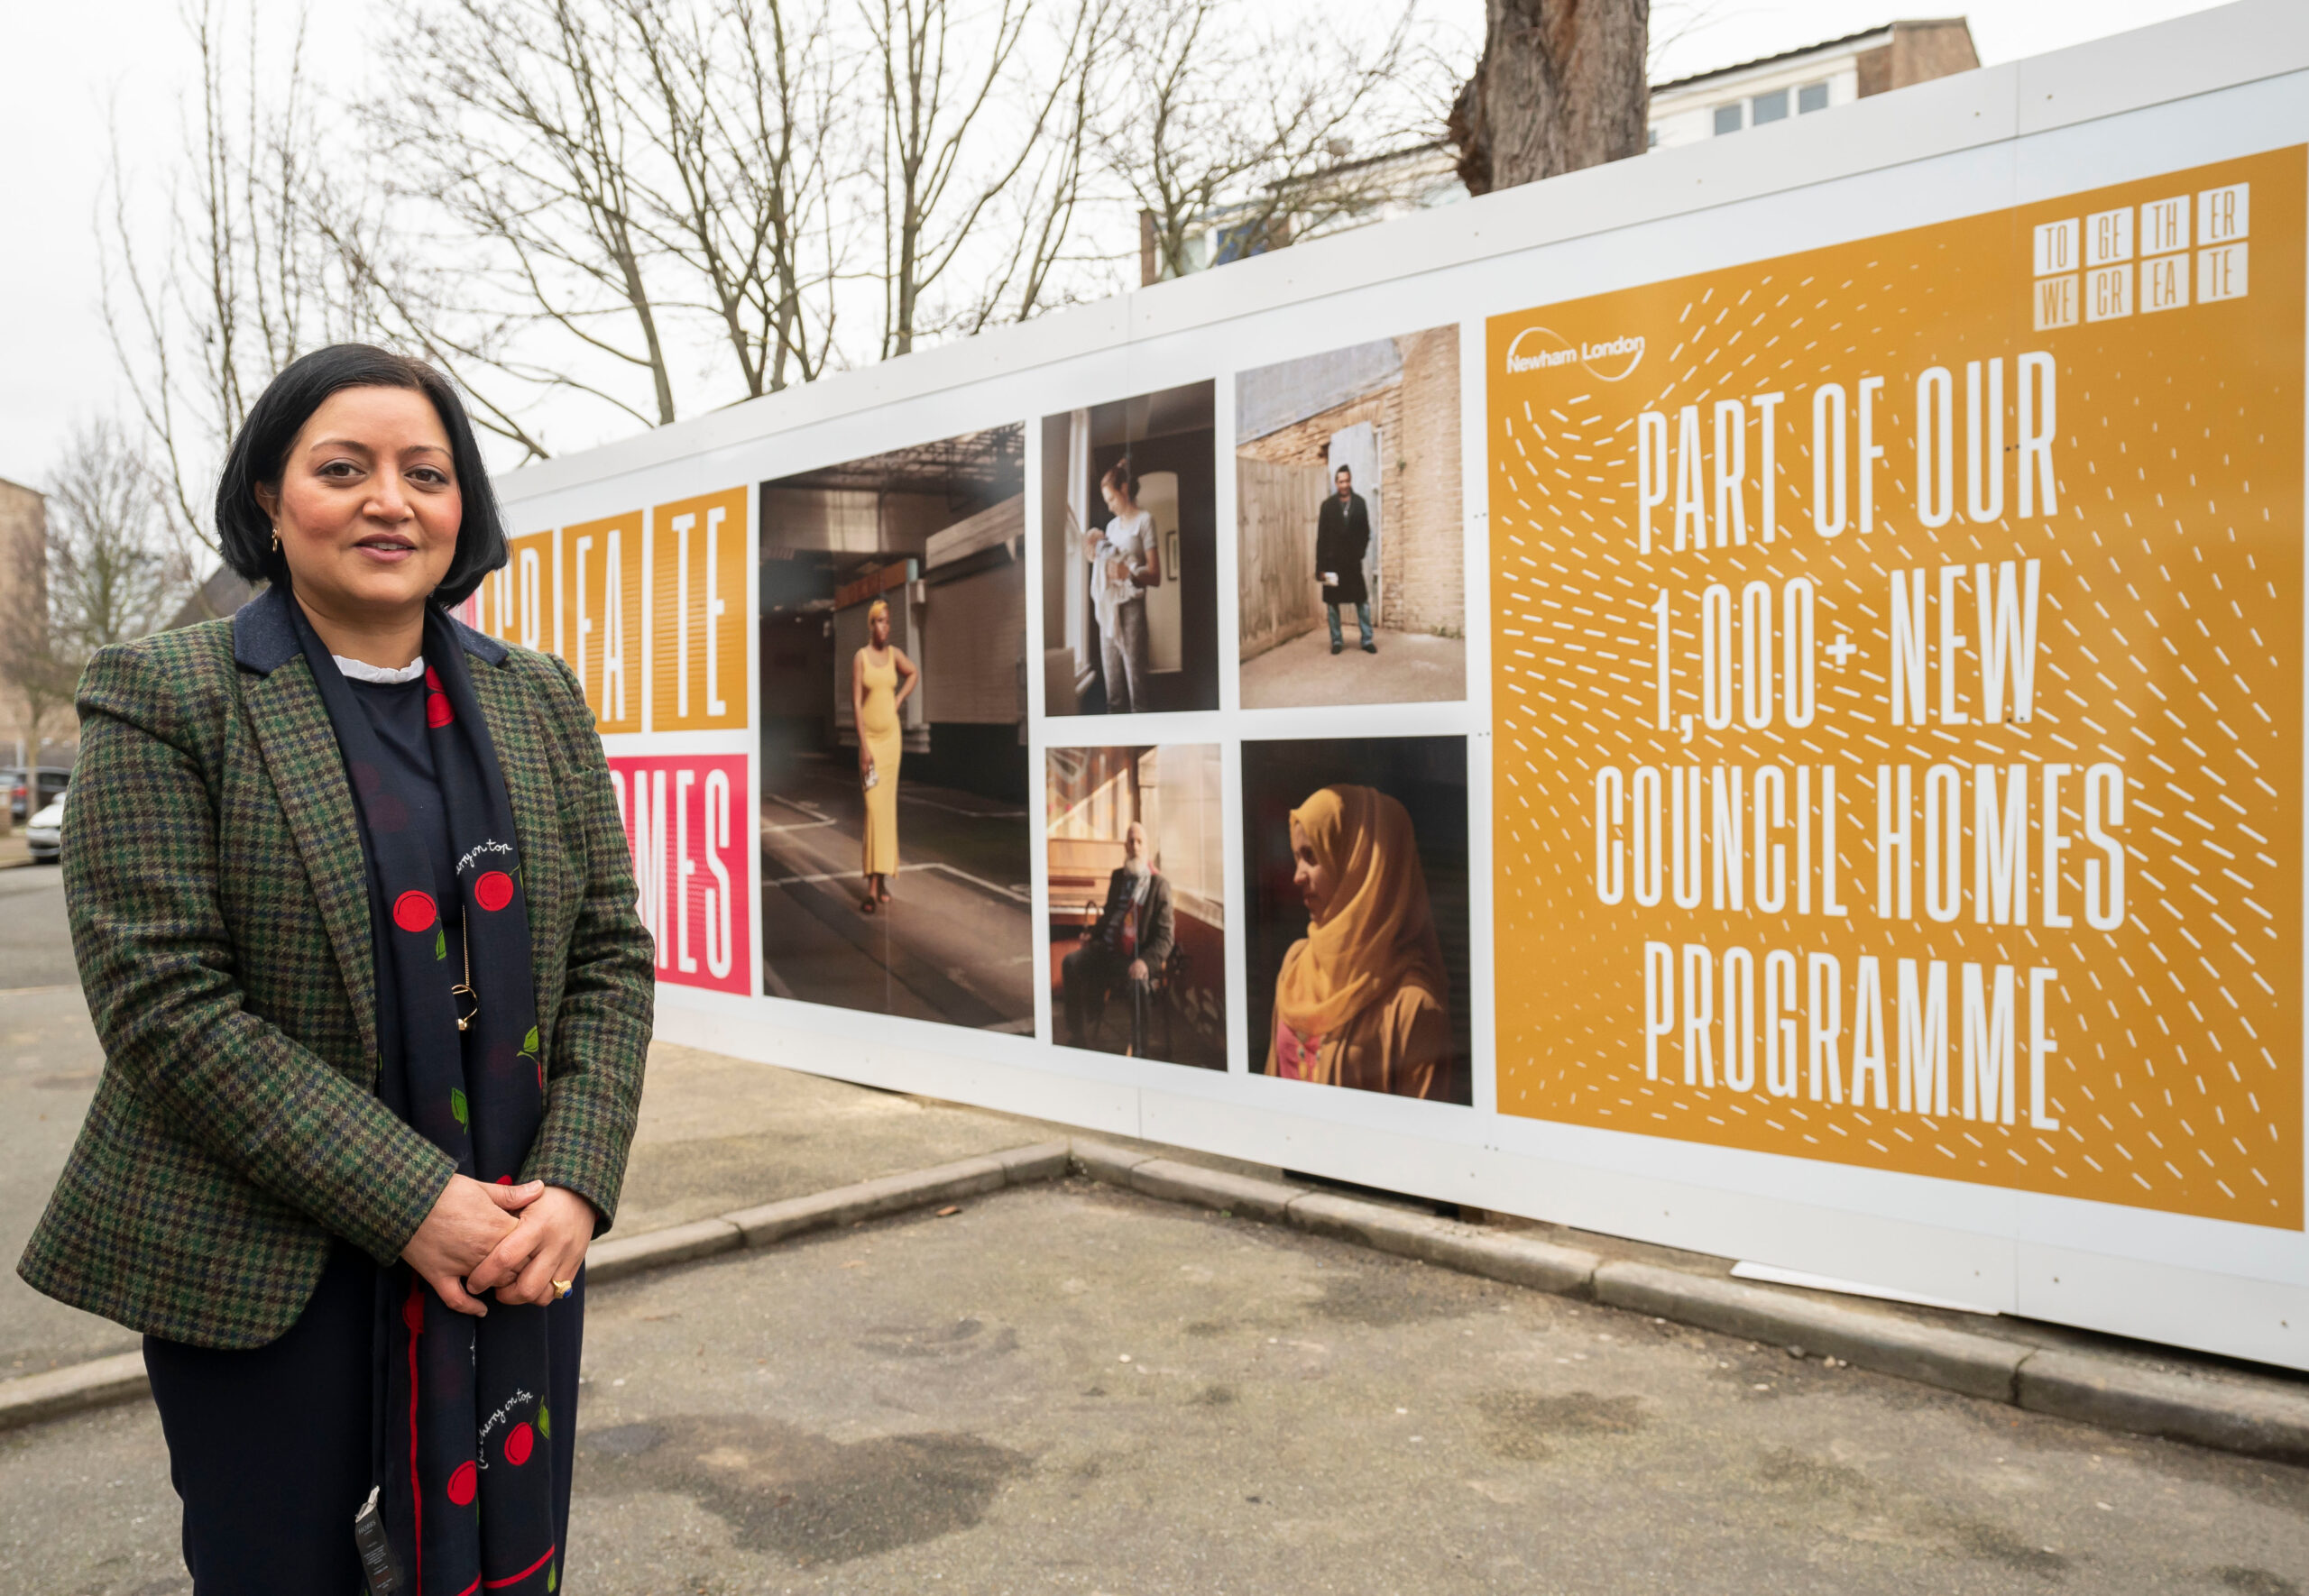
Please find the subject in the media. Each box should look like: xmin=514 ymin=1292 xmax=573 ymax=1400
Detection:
xmin=1038 ymin=381 xmax=1219 ymax=717
xmin=1085 ymin=458 xmax=1161 ymax=714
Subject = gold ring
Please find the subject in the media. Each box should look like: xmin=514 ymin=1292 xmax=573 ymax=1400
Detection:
xmin=551 ymin=1279 xmax=574 ymax=1299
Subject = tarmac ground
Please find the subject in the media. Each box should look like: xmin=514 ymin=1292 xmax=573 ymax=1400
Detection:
xmin=7 ymin=1175 xmax=2309 ymax=1595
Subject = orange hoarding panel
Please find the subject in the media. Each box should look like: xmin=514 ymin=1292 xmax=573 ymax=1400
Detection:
xmin=474 ymin=528 xmax=561 ymax=656
xmin=649 ymin=486 xmax=748 ymax=732
xmin=1488 ymin=147 xmax=2304 ymax=1228
xmin=566 ymin=511 xmax=643 ymax=733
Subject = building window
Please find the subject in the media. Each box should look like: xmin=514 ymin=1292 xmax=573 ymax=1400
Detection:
xmin=1713 ymin=104 xmax=1743 ymax=136
xmin=1751 ymin=88 xmax=1789 ymax=124
xmin=1213 ymin=223 xmax=1264 ymax=266
xmin=1798 ymin=81 xmax=1829 ymax=115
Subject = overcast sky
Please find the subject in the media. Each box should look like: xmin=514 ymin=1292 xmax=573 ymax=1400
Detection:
xmin=0 ymin=0 xmax=2240 ymax=491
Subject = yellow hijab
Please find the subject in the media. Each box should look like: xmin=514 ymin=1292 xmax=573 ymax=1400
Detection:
xmin=1275 ymin=785 xmax=1448 ymax=1037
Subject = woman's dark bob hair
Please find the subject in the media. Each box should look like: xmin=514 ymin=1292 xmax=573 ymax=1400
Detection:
xmin=215 ymin=344 xmax=507 ymax=609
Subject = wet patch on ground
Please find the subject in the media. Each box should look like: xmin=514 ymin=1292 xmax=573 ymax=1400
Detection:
xmin=577 ymin=1413 xmax=1028 ymax=1566
xmin=1752 ymin=1445 xmax=2073 ymax=1576
xmin=1306 ymin=1258 xmax=1498 ymax=1327
xmin=1475 ymin=1390 xmax=1648 ymax=1460
xmin=852 ymin=1316 xmax=1019 ymax=1363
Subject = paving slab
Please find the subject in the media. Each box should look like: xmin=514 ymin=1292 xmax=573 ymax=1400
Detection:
xmin=5 ymin=1178 xmax=2306 ymax=1595
xmin=604 ymin=1041 xmax=1074 ymax=1237
xmin=1 ymin=976 xmax=133 ymax=1378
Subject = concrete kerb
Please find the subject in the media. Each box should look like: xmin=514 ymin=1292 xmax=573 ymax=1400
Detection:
xmin=585 ymin=1216 xmax=743 ymax=1283
xmin=1064 ymin=1139 xmax=2309 ymax=1466
xmin=2017 ymin=1349 xmax=2309 ymax=1466
xmin=0 ymin=1352 xmax=148 ymax=1429
xmin=1593 ymin=1261 xmax=2024 ymax=1404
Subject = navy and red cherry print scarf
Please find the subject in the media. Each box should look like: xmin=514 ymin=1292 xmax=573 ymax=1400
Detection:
xmin=292 ymin=601 xmax=559 ymax=1596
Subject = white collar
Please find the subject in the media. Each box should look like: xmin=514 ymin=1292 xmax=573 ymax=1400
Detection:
xmin=333 ymin=653 xmax=427 ymax=684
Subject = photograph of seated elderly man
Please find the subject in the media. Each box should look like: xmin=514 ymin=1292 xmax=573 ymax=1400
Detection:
xmin=1061 ymin=821 xmax=1173 ymax=1057
xmin=1237 ymin=328 xmax=1465 ymax=708
xmin=1045 ymin=744 xmax=1227 ymax=1069
xmin=1316 ymin=463 xmax=1374 ymax=654
xmin=758 ymin=425 xmax=1034 ymax=1033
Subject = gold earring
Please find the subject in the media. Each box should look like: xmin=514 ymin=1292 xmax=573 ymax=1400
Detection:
xmin=271 ymin=527 xmax=281 ymax=554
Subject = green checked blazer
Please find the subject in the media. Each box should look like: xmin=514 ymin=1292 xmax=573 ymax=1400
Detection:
xmin=17 ymin=585 xmax=656 ymax=1349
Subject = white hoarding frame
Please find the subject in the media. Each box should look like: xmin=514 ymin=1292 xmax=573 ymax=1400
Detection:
xmin=496 ymin=0 xmax=2309 ymax=1371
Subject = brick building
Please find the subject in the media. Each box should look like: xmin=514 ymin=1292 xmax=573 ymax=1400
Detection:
xmin=0 ymin=478 xmax=73 ymax=767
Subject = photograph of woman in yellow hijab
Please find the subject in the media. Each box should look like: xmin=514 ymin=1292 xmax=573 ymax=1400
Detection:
xmin=1246 ymin=738 xmax=1470 ymax=1104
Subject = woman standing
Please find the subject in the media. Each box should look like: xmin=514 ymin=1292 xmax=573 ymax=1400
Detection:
xmin=1085 ymin=457 xmax=1161 ymax=713
xmin=17 ymin=345 xmax=654 ymax=1593
xmin=851 ymin=596 xmax=919 ymax=912
xmin=1263 ymin=784 xmax=1453 ymax=1099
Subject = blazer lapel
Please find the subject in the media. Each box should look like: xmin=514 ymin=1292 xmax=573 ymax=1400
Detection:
xmin=241 ymin=656 xmax=384 ymax=1069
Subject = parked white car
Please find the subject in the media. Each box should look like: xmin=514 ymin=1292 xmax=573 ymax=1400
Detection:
xmin=25 ymin=793 xmax=63 ymax=863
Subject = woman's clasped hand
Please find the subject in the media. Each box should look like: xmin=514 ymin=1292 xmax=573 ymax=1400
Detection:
xmin=399 ymin=1176 xmax=598 ymax=1314
xmin=467 ymin=1184 xmax=598 ymax=1307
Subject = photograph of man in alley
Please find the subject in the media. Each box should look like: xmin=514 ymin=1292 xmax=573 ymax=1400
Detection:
xmin=757 ymin=426 xmax=1033 ymax=1032
xmin=1316 ymin=462 xmax=1374 ymax=654
xmin=1236 ymin=327 xmax=1466 ymax=709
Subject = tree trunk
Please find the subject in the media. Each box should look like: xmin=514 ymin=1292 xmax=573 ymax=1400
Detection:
xmin=1449 ymin=0 xmax=1649 ymax=197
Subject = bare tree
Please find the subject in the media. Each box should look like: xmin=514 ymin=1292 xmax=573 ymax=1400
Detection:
xmin=862 ymin=0 xmax=1110 ymax=356
xmin=369 ymin=0 xmax=684 ymax=429
xmin=102 ymin=0 xmax=360 ymax=548
xmin=941 ymin=0 xmax=1125 ymax=335
xmin=1101 ymin=0 xmax=1438 ymax=283
xmin=622 ymin=0 xmax=845 ymax=392
xmin=43 ymin=422 xmax=198 ymax=657
xmin=0 ymin=426 xmax=191 ymax=766
xmin=103 ymin=0 xmax=1467 ymax=483
xmin=357 ymin=0 xmax=860 ymax=441
xmin=1448 ymin=0 xmax=1650 ymax=196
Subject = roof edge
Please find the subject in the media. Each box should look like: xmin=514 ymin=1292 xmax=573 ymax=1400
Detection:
xmin=1651 ymin=24 xmax=1898 ymax=94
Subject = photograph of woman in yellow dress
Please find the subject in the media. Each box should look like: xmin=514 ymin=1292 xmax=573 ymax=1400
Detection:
xmin=851 ymin=597 xmax=919 ymax=913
